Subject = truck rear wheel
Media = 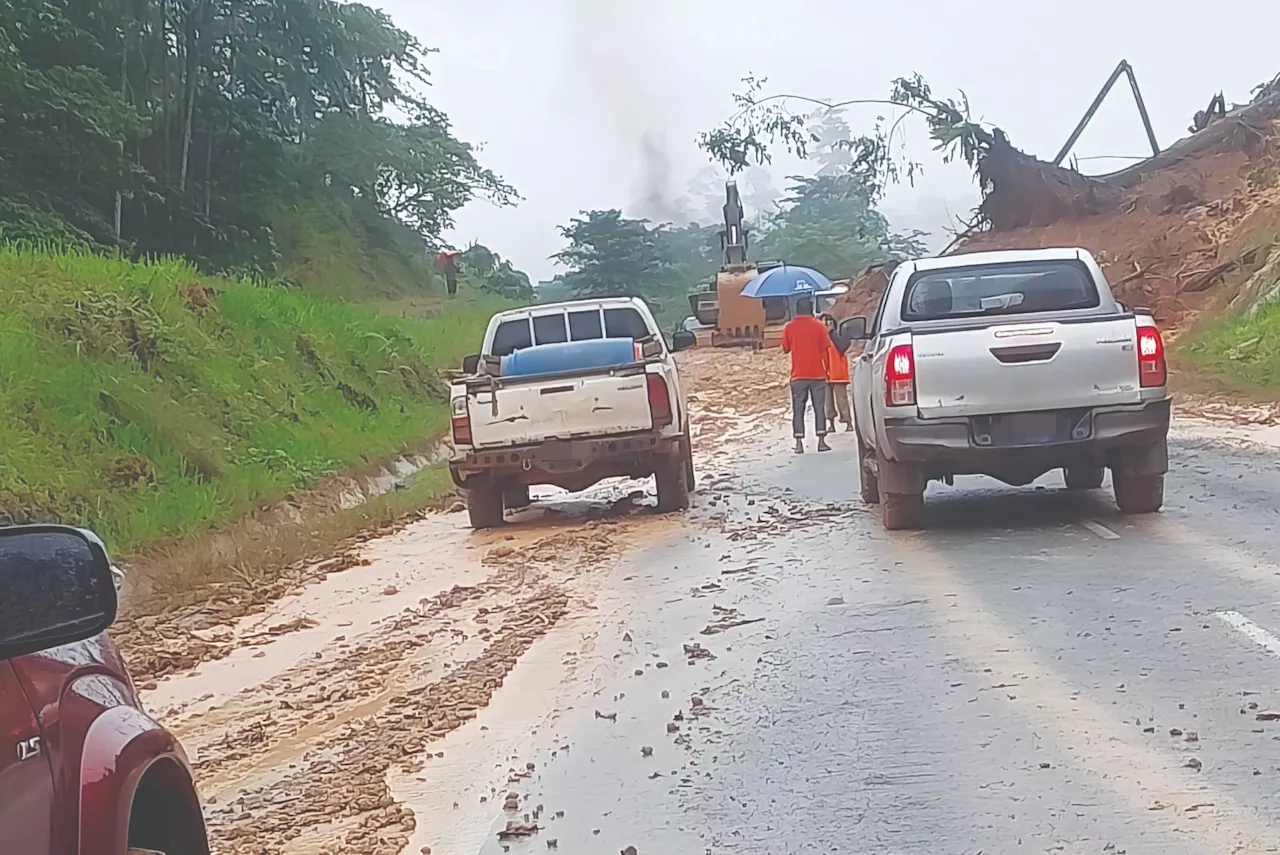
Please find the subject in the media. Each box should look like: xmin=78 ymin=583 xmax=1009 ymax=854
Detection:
xmin=856 ymin=430 xmax=879 ymax=505
xmin=467 ymin=486 xmax=505 ymax=529
xmin=880 ymin=491 xmax=924 ymax=530
xmin=655 ymin=453 xmax=690 ymax=513
xmin=1114 ymin=470 xmax=1164 ymax=514
xmin=1064 ymin=466 xmax=1105 ymax=490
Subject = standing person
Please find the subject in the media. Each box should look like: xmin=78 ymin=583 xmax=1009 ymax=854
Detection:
xmin=780 ymin=297 xmax=831 ymax=454
xmin=435 ymin=249 xmax=461 ymax=298
xmin=822 ymin=314 xmax=854 ymax=432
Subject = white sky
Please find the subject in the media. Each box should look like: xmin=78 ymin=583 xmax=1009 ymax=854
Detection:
xmin=376 ymin=0 xmax=1280 ymax=281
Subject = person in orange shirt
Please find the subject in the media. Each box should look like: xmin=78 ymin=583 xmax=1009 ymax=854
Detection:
xmin=780 ymin=297 xmax=831 ymax=453
xmin=821 ymin=314 xmax=853 ymax=432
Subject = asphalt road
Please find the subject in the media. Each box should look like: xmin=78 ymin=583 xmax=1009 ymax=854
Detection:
xmin=460 ymin=422 xmax=1280 ymax=855
xmin=164 ymin=349 xmax=1280 ymax=855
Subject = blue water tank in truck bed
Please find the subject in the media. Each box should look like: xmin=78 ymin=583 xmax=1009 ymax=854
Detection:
xmin=500 ymin=338 xmax=640 ymax=378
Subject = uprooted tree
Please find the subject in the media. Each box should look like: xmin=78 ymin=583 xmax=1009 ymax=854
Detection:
xmin=698 ymin=71 xmax=1280 ymax=238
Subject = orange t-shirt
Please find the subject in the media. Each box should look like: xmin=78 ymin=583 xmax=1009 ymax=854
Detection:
xmin=826 ymin=339 xmax=850 ymax=383
xmin=780 ymin=315 xmax=831 ymax=381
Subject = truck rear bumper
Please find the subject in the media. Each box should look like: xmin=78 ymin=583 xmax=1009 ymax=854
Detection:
xmin=880 ymin=398 xmax=1171 ymax=485
xmin=450 ymin=431 xmax=682 ymax=492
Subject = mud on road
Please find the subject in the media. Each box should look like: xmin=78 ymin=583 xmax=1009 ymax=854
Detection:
xmin=132 ymin=350 xmax=1280 ymax=854
xmin=135 ymin=350 xmax=802 ymax=854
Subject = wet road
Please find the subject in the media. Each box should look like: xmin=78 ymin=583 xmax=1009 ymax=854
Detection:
xmin=146 ymin=352 xmax=1280 ymax=854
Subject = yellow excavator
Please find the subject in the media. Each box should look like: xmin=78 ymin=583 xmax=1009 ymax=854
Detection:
xmin=680 ymin=181 xmax=843 ymax=350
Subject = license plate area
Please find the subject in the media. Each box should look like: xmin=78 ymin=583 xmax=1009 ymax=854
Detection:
xmin=971 ymin=409 xmax=1092 ymax=447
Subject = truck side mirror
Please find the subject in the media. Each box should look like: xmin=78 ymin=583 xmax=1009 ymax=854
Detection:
xmin=838 ymin=317 xmax=869 ymax=340
xmin=671 ymin=329 xmax=697 ymax=352
xmin=0 ymin=525 xmax=117 ymax=659
xmin=461 ymin=354 xmax=481 ymax=374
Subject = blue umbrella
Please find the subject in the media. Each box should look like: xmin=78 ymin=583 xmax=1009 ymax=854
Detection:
xmin=740 ymin=265 xmax=834 ymax=299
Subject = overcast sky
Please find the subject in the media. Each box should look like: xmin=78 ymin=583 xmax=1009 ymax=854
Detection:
xmin=376 ymin=0 xmax=1280 ymax=282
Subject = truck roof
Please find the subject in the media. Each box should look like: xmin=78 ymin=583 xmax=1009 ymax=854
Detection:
xmin=914 ymin=247 xmax=1087 ymax=272
xmin=498 ymin=296 xmax=647 ymax=316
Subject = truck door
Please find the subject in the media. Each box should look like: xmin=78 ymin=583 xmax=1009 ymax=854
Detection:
xmin=0 ymin=661 xmax=54 ymax=853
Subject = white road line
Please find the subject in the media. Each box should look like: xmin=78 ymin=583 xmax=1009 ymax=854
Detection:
xmin=1081 ymin=520 xmax=1120 ymax=540
xmin=1216 ymin=610 xmax=1280 ymax=658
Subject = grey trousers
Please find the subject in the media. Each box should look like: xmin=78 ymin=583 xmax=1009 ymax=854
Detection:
xmin=790 ymin=379 xmax=828 ymax=438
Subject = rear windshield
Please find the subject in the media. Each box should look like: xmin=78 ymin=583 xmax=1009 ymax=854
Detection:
xmin=901 ymin=259 xmax=1101 ymax=321
xmin=490 ymin=306 xmax=653 ymax=357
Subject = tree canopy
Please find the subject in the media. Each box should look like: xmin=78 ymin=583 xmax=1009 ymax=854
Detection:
xmin=0 ymin=0 xmax=520 ymax=285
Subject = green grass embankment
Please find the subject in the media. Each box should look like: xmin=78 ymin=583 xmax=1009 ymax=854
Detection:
xmin=0 ymin=245 xmax=506 ymax=553
xmin=1176 ymin=300 xmax=1280 ymax=397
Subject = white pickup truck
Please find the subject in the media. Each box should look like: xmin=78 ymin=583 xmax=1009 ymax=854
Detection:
xmin=840 ymin=247 xmax=1171 ymax=530
xmin=448 ymin=297 xmax=694 ymax=529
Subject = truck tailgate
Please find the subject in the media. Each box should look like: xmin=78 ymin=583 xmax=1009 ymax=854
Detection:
xmin=468 ymin=371 xmax=653 ymax=447
xmin=913 ymin=317 xmax=1141 ymax=418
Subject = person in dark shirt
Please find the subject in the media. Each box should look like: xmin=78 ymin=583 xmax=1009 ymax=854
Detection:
xmin=780 ymin=297 xmax=832 ymax=453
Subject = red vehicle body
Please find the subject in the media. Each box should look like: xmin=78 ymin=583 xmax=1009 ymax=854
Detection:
xmin=0 ymin=527 xmax=208 ymax=855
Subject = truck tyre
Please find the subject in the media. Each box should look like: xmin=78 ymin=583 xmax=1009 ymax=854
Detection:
xmin=856 ymin=431 xmax=879 ymax=505
xmin=683 ymin=438 xmax=696 ymax=493
xmin=1064 ymin=466 xmax=1105 ymax=490
xmin=503 ymin=485 xmax=532 ymax=510
xmin=1114 ymin=470 xmax=1164 ymax=514
xmin=655 ymin=453 xmax=690 ymax=513
xmin=467 ymin=486 xmax=505 ymax=529
xmin=880 ymin=491 xmax=924 ymax=530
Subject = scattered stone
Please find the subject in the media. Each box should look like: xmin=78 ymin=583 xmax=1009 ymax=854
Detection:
xmin=1186 ymin=758 xmax=1203 ymax=772
xmin=595 ymin=710 xmax=618 ymax=721
xmin=661 ymin=690 xmax=670 ymax=699
xmin=827 ymin=596 xmax=845 ymax=606
xmin=382 ymin=585 xmax=399 ymax=596
xmin=667 ymin=722 xmax=680 ymax=734
xmin=1185 ymin=731 xmax=1200 ymax=743
xmin=641 ymin=746 xmax=654 ymax=757
xmin=1170 ymin=727 xmax=1183 ymax=737
xmin=622 ymin=632 xmax=633 ymax=642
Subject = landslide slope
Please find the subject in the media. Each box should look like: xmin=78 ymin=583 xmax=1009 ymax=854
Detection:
xmin=835 ymin=79 xmax=1280 ymax=339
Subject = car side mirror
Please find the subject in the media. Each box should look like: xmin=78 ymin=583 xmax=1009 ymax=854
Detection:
xmin=461 ymin=353 xmax=481 ymax=374
xmin=671 ymin=329 xmax=697 ymax=352
xmin=838 ymin=317 xmax=869 ymax=340
xmin=0 ymin=525 xmax=117 ymax=659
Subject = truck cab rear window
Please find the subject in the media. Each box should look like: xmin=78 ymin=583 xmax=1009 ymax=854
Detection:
xmin=901 ymin=260 xmax=1100 ymax=321
xmin=492 ymin=319 xmax=532 ymax=356
xmin=568 ymin=310 xmax=603 ymax=340
xmin=604 ymin=307 xmax=648 ymax=339
xmin=532 ymin=313 xmax=568 ymax=345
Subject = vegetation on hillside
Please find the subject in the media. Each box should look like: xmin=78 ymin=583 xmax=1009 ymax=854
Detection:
xmin=1180 ymin=298 xmax=1280 ymax=394
xmin=0 ymin=0 xmax=528 ymax=299
xmin=0 ymin=245 xmax=505 ymax=551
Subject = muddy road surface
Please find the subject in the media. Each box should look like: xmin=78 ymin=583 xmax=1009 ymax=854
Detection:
xmin=140 ymin=351 xmax=1280 ymax=854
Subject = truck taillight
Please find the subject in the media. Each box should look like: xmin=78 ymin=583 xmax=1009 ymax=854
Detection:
xmin=647 ymin=374 xmax=673 ymax=427
xmin=885 ymin=344 xmax=916 ymax=407
xmin=1137 ymin=326 xmax=1166 ymax=387
xmin=450 ymin=396 xmax=472 ymax=446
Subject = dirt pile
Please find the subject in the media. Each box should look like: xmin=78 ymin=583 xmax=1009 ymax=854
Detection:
xmin=833 ymin=80 xmax=1280 ymax=334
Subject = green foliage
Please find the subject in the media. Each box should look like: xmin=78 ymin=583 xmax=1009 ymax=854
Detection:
xmin=459 ymin=243 xmax=535 ymax=302
xmin=0 ymin=0 xmax=519 ymax=292
xmin=552 ymin=210 xmax=675 ymax=301
xmin=550 ymin=210 xmax=719 ymax=333
xmin=0 ymin=245 xmax=503 ymax=551
xmin=698 ymin=73 xmax=997 ymax=195
xmin=1179 ymin=299 xmax=1280 ymax=393
xmin=756 ymin=173 xmax=927 ymax=276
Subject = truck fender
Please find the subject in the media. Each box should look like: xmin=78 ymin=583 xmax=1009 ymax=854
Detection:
xmin=77 ymin=703 xmax=208 ymax=855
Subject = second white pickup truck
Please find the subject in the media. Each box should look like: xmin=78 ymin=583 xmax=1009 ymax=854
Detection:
xmin=448 ymin=297 xmax=693 ymax=529
xmin=840 ymin=247 xmax=1171 ymax=530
